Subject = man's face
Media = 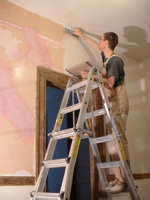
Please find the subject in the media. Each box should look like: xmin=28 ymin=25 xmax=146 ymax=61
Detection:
xmin=99 ymin=35 xmax=106 ymax=51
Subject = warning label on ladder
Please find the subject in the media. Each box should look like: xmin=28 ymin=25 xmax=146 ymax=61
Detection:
xmin=72 ymin=135 xmax=81 ymax=159
xmin=57 ymin=113 xmax=64 ymax=127
xmin=118 ymin=141 xmax=126 ymax=161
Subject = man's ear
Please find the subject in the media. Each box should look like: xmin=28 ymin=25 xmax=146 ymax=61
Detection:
xmin=104 ymin=40 xmax=108 ymax=45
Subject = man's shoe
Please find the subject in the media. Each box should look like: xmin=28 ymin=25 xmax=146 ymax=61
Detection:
xmin=109 ymin=179 xmax=118 ymax=186
xmin=110 ymin=181 xmax=127 ymax=194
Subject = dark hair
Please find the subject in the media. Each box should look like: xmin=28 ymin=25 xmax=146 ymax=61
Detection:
xmin=103 ymin=32 xmax=118 ymax=50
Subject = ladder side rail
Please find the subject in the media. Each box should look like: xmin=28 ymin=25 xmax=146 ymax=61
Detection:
xmin=59 ymin=132 xmax=81 ymax=199
xmin=34 ymin=167 xmax=49 ymax=193
xmin=32 ymin=138 xmax=58 ymax=194
xmin=58 ymin=67 xmax=98 ymax=199
xmin=89 ymin=89 xmax=96 ymax=135
xmin=89 ymin=138 xmax=112 ymax=200
xmin=52 ymin=78 xmax=73 ymax=133
xmin=72 ymin=90 xmax=76 ymax=128
xmin=97 ymin=72 xmax=141 ymax=200
xmin=96 ymin=72 xmax=119 ymax=137
xmin=44 ymin=137 xmax=57 ymax=161
xmin=75 ymin=67 xmax=97 ymax=129
xmin=75 ymin=87 xmax=93 ymax=133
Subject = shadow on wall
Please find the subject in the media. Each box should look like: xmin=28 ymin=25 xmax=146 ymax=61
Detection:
xmin=78 ymin=26 xmax=150 ymax=62
xmin=118 ymin=26 xmax=150 ymax=61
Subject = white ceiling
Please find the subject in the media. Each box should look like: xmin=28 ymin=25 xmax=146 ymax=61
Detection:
xmin=8 ymin=0 xmax=150 ymax=61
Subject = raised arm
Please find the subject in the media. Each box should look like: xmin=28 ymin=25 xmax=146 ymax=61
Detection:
xmin=74 ymin=28 xmax=101 ymax=52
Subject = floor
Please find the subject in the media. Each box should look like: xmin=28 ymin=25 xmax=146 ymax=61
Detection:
xmin=0 ymin=179 xmax=149 ymax=200
xmin=112 ymin=179 xmax=150 ymax=200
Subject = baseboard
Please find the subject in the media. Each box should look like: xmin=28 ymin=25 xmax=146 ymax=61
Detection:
xmin=0 ymin=173 xmax=149 ymax=186
xmin=0 ymin=176 xmax=35 ymax=186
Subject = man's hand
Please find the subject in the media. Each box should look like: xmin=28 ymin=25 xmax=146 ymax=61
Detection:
xmin=80 ymin=70 xmax=89 ymax=79
xmin=73 ymin=28 xmax=85 ymax=38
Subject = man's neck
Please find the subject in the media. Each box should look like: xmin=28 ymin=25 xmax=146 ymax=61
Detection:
xmin=103 ymin=49 xmax=114 ymax=58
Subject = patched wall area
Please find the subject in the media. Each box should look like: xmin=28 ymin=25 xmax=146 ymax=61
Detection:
xmin=0 ymin=0 xmax=64 ymax=176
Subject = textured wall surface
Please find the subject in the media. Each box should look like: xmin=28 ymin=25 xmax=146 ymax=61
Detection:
xmin=0 ymin=0 xmax=64 ymax=176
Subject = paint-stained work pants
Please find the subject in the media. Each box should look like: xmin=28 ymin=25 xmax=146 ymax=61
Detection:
xmin=106 ymin=83 xmax=130 ymax=183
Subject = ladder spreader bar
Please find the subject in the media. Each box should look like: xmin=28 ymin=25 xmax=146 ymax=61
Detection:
xmin=98 ymin=161 xmax=121 ymax=169
xmin=92 ymin=134 xmax=114 ymax=144
xmin=86 ymin=108 xmax=106 ymax=119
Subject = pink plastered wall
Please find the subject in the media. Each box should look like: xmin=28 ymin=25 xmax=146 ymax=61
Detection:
xmin=0 ymin=0 xmax=65 ymax=176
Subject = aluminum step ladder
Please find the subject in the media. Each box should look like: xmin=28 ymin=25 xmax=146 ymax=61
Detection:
xmin=30 ymin=62 xmax=141 ymax=200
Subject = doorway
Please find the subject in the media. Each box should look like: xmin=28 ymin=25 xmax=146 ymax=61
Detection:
xmin=36 ymin=66 xmax=104 ymax=200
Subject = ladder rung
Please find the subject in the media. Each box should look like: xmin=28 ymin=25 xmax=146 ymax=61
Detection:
xmin=78 ymin=81 xmax=100 ymax=94
xmin=61 ymin=103 xmax=81 ymax=114
xmin=67 ymin=79 xmax=87 ymax=92
xmin=49 ymin=128 xmax=75 ymax=139
xmin=31 ymin=192 xmax=61 ymax=200
xmin=86 ymin=108 xmax=106 ymax=119
xmin=42 ymin=159 xmax=67 ymax=168
xmin=67 ymin=80 xmax=100 ymax=93
xmin=98 ymin=161 xmax=122 ymax=169
xmin=92 ymin=135 xmax=114 ymax=144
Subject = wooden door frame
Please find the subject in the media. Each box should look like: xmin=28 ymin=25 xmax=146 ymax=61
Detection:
xmin=36 ymin=66 xmax=69 ymax=180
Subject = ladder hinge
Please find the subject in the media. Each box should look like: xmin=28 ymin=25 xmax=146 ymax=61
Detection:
xmin=93 ymin=67 xmax=98 ymax=73
xmin=66 ymin=157 xmax=71 ymax=164
xmin=73 ymin=128 xmax=78 ymax=132
xmin=41 ymin=161 xmax=44 ymax=166
xmin=59 ymin=191 xmax=64 ymax=199
xmin=30 ymin=191 xmax=35 ymax=197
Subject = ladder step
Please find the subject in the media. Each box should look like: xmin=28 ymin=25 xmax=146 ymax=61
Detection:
xmin=78 ymin=81 xmax=100 ymax=94
xmin=42 ymin=159 xmax=68 ymax=168
xmin=67 ymin=79 xmax=99 ymax=93
xmin=61 ymin=103 xmax=81 ymax=114
xmin=98 ymin=161 xmax=122 ymax=169
xmin=86 ymin=108 xmax=106 ymax=119
xmin=67 ymin=79 xmax=87 ymax=92
xmin=48 ymin=128 xmax=76 ymax=139
xmin=31 ymin=192 xmax=61 ymax=200
xmin=92 ymin=134 xmax=114 ymax=144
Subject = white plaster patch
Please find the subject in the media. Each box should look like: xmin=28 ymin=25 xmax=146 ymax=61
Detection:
xmin=4 ymin=169 xmax=32 ymax=176
xmin=0 ymin=27 xmax=22 ymax=60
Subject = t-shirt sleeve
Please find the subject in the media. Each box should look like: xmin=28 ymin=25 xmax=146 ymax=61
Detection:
xmin=106 ymin=56 xmax=125 ymax=87
xmin=107 ymin=57 xmax=122 ymax=79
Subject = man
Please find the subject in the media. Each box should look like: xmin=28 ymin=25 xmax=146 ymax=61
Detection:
xmin=74 ymin=28 xmax=130 ymax=193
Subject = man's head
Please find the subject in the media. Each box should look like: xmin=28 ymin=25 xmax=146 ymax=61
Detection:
xmin=99 ymin=32 xmax=118 ymax=51
xmin=103 ymin=32 xmax=118 ymax=50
